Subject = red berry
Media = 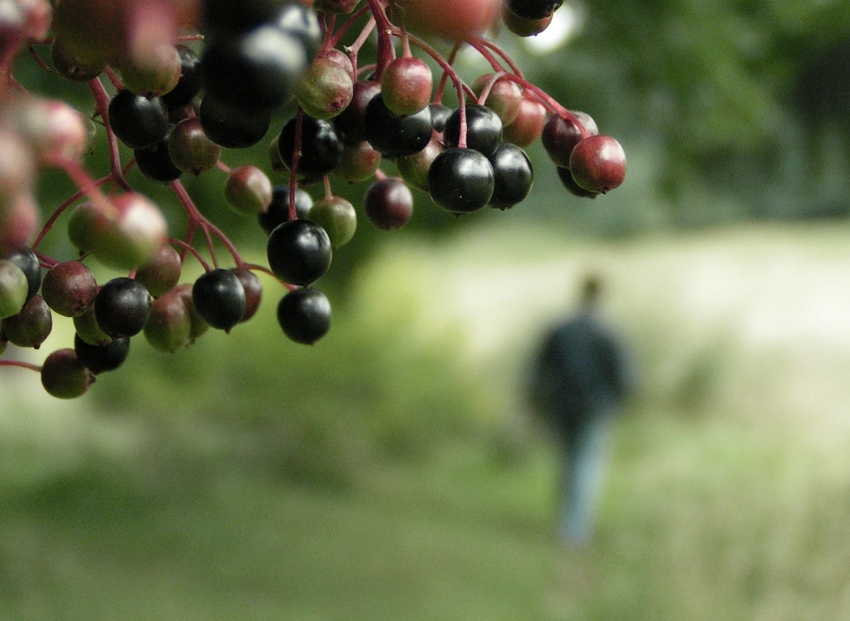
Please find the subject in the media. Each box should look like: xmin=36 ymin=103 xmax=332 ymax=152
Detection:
xmin=568 ymin=135 xmax=626 ymax=194
xmin=364 ymin=178 xmax=414 ymax=230
xmin=381 ymin=56 xmax=433 ymax=116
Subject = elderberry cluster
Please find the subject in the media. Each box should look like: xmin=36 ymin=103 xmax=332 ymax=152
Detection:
xmin=0 ymin=0 xmax=627 ymax=399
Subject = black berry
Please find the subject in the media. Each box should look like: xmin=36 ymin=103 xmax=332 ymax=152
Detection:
xmin=95 ymin=277 xmax=153 ymax=338
xmin=488 ymin=143 xmax=534 ymax=209
xmin=428 ymin=147 xmax=495 ymax=214
xmin=277 ymin=287 xmax=331 ymax=344
xmin=267 ymin=219 xmax=332 ymax=286
xmin=108 ymin=90 xmax=169 ymax=150
xmin=363 ymin=94 xmax=433 ymax=158
xmin=444 ymin=104 xmax=503 ymax=158
xmin=74 ymin=333 xmax=130 ymax=374
xmin=258 ymin=186 xmax=314 ymax=235
xmin=191 ymin=269 xmax=247 ymax=332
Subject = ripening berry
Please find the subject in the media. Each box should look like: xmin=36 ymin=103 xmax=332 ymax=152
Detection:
xmin=568 ymin=135 xmax=626 ymax=194
xmin=0 ymin=128 xmax=36 ymax=199
xmin=118 ymin=42 xmax=182 ymax=97
xmin=295 ymin=56 xmax=354 ymax=120
xmin=41 ymin=348 xmax=95 ymax=399
xmin=90 ymin=193 xmax=169 ymax=271
xmin=396 ymin=0 xmax=500 ymax=41
xmin=144 ymin=287 xmax=193 ymax=352
xmin=333 ymin=141 xmax=382 ymax=183
xmin=73 ymin=303 xmax=113 ymax=347
xmin=364 ymin=178 xmax=414 ymax=230
xmin=172 ymin=283 xmax=210 ymax=343
xmin=168 ymin=117 xmax=222 ymax=175
xmin=134 ymin=243 xmax=182 ymax=298
xmin=225 ymin=165 xmax=273 ymax=216
xmin=502 ymin=97 xmax=547 ymax=147
xmin=381 ymin=56 xmax=433 ymax=117
xmin=396 ymin=134 xmax=444 ymax=192
xmin=542 ymin=114 xmax=585 ymax=169
xmin=0 ymin=191 xmax=40 ymax=258
xmin=2 ymin=295 xmax=53 ymax=349
xmin=231 ymin=268 xmax=263 ymax=323
xmin=471 ymin=74 xmax=523 ymax=127
xmin=41 ymin=260 xmax=98 ymax=317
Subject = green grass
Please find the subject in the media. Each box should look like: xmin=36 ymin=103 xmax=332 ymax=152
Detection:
xmin=2 ymin=221 xmax=850 ymax=620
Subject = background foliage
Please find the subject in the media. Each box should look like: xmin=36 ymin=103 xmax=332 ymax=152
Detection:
xmin=3 ymin=0 xmax=850 ymax=618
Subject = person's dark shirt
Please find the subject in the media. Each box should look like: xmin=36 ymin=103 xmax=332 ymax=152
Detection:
xmin=531 ymin=308 xmax=635 ymax=437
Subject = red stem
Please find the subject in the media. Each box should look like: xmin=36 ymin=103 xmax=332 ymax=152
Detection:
xmin=168 ymin=237 xmax=212 ymax=272
xmin=170 ymin=180 xmax=246 ymax=269
xmin=88 ymin=77 xmax=133 ymax=191
xmin=289 ymin=108 xmax=305 ymax=221
xmin=0 ymin=360 xmax=42 ymax=373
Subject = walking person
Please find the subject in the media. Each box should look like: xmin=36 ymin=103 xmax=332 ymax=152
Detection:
xmin=528 ymin=275 xmax=637 ymax=547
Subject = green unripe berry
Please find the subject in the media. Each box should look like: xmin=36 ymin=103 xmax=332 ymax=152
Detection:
xmin=224 ymin=165 xmax=273 ymax=216
xmin=307 ymin=196 xmax=357 ymax=248
xmin=73 ymin=303 xmax=113 ymax=347
xmin=295 ymin=57 xmax=354 ymax=120
xmin=0 ymin=259 xmax=28 ymax=319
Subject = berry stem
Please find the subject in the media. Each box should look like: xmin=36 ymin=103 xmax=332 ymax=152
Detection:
xmin=171 ymin=180 xmax=246 ymax=269
xmin=396 ymin=30 xmax=471 ymax=145
xmin=329 ymin=5 xmax=374 ymax=49
xmin=31 ymin=176 xmax=111 ymax=250
xmin=469 ymin=36 xmax=524 ymax=78
xmin=103 ymin=66 xmax=124 ymax=91
xmin=168 ymin=237 xmax=212 ymax=272
xmin=476 ymin=71 xmax=507 ymax=105
xmin=242 ymin=262 xmax=297 ymax=291
xmin=433 ymin=43 xmax=461 ymax=104
xmin=88 ymin=77 xmax=133 ymax=191
xmin=365 ymin=0 xmax=395 ymax=77
xmin=27 ymin=42 xmax=51 ymax=73
xmin=289 ymin=108 xmax=305 ymax=222
xmin=0 ymin=360 xmax=42 ymax=373
xmin=344 ymin=13 xmax=376 ymax=69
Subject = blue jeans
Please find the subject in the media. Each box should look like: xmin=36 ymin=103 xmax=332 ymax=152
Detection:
xmin=557 ymin=412 xmax=614 ymax=546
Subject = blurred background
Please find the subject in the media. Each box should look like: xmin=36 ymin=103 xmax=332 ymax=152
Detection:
xmin=3 ymin=0 xmax=850 ymax=619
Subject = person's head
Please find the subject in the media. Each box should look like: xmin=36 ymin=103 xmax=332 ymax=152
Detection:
xmin=579 ymin=274 xmax=602 ymax=307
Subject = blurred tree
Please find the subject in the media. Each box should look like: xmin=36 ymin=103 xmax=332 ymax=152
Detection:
xmin=520 ymin=0 xmax=850 ymax=218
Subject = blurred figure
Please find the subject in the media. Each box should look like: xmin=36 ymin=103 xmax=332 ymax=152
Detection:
xmin=528 ymin=274 xmax=637 ymax=547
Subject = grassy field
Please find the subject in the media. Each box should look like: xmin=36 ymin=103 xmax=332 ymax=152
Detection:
xmin=2 ymin=221 xmax=850 ymax=620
